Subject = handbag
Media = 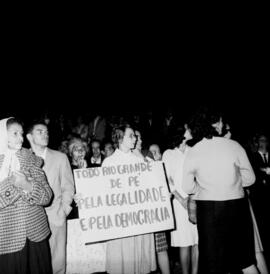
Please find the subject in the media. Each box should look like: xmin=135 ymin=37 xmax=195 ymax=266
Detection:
xmin=187 ymin=195 xmax=197 ymax=224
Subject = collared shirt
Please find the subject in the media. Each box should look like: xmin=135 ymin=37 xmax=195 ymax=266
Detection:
xmin=35 ymin=147 xmax=47 ymax=161
xmin=91 ymin=155 xmax=102 ymax=165
xmin=258 ymin=151 xmax=268 ymax=164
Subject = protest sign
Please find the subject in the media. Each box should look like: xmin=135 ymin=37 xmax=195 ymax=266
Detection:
xmin=66 ymin=219 xmax=106 ymax=274
xmin=74 ymin=161 xmax=174 ymax=243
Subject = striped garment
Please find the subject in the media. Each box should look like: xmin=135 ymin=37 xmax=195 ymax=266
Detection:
xmin=154 ymin=232 xmax=168 ymax=252
xmin=0 ymin=148 xmax=53 ymax=255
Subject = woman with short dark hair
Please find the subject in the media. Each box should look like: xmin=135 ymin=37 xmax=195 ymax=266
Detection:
xmin=162 ymin=124 xmax=198 ymax=274
xmin=183 ymin=107 xmax=258 ymax=274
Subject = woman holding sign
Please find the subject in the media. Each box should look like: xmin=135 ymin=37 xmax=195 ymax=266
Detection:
xmin=102 ymin=125 xmax=156 ymax=274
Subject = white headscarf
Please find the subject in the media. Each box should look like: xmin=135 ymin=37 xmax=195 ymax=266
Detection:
xmin=0 ymin=117 xmax=21 ymax=181
xmin=0 ymin=118 xmax=10 ymax=154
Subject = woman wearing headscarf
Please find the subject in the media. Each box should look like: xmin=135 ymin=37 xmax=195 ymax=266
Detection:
xmin=0 ymin=117 xmax=53 ymax=274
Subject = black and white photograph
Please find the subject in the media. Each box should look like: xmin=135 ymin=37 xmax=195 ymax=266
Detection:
xmin=0 ymin=18 xmax=269 ymax=274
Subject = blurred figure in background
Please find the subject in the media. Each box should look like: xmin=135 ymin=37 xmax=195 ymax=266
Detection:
xmin=149 ymin=144 xmax=162 ymax=161
xmin=249 ymin=133 xmax=270 ymax=266
xmin=133 ymin=130 xmax=170 ymax=274
xmin=88 ymin=139 xmax=104 ymax=167
xmin=88 ymin=113 xmax=106 ymax=143
xmin=103 ymin=140 xmax=115 ymax=158
xmin=67 ymin=137 xmax=89 ymax=220
xmin=224 ymin=125 xmax=268 ymax=274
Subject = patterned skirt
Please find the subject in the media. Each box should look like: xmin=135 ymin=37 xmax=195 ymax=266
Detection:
xmin=154 ymin=232 xmax=168 ymax=252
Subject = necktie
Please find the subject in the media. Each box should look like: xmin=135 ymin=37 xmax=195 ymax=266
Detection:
xmin=263 ymin=153 xmax=268 ymax=164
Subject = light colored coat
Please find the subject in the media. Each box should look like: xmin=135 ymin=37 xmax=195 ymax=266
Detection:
xmin=43 ymin=148 xmax=75 ymax=226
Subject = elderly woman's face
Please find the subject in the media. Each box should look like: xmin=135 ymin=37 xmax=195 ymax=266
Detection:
xmin=71 ymin=144 xmax=86 ymax=161
xmin=7 ymin=123 xmax=24 ymax=150
xmin=149 ymin=144 xmax=161 ymax=161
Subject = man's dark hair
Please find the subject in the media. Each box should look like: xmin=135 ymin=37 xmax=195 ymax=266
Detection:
xmin=26 ymin=119 xmax=48 ymax=135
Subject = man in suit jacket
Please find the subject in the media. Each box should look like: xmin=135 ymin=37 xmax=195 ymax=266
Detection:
xmin=249 ymin=133 xmax=270 ymax=264
xmin=88 ymin=139 xmax=104 ymax=168
xmin=27 ymin=120 xmax=75 ymax=274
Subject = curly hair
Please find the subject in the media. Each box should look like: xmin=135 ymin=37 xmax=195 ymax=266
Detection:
xmin=188 ymin=106 xmax=222 ymax=143
xmin=167 ymin=125 xmax=186 ymax=149
xmin=68 ymin=137 xmax=88 ymax=157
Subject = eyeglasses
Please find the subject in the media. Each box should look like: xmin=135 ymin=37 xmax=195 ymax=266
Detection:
xmin=73 ymin=147 xmax=85 ymax=153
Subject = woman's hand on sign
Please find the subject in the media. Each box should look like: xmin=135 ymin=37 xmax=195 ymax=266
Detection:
xmin=74 ymin=193 xmax=83 ymax=207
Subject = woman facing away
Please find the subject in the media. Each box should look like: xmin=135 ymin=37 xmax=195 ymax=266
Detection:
xmin=0 ymin=117 xmax=53 ymax=274
xmin=162 ymin=124 xmax=199 ymax=274
xmin=102 ymin=125 xmax=156 ymax=274
xmin=182 ymin=107 xmax=259 ymax=274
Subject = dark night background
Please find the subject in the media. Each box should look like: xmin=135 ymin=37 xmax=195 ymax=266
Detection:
xmin=1 ymin=17 xmax=268 ymax=144
xmin=0 ymin=13 xmax=269 ymax=273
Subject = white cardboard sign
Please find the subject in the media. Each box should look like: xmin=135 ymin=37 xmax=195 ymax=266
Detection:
xmin=74 ymin=161 xmax=174 ymax=243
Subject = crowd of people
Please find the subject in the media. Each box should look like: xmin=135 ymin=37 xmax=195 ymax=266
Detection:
xmin=0 ymin=106 xmax=269 ymax=274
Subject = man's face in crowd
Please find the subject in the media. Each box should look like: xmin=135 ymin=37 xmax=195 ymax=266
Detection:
xmin=92 ymin=141 xmax=101 ymax=158
xmin=29 ymin=124 xmax=49 ymax=147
